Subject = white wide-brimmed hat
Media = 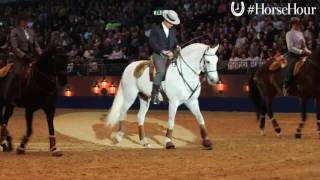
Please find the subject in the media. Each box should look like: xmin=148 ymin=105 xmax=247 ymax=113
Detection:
xmin=162 ymin=10 xmax=180 ymax=25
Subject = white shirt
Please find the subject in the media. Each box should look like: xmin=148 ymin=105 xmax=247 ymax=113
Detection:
xmin=24 ymin=29 xmax=30 ymax=40
xmin=286 ymin=29 xmax=305 ymax=55
xmin=161 ymin=22 xmax=169 ymax=38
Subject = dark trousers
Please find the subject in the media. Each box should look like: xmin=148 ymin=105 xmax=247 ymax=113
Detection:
xmin=152 ymin=53 xmax=168 ymax=86
xmin=283 ymin=53 xmax=301 ymax=86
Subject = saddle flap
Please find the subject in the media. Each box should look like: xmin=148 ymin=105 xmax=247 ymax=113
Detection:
xmin=0 ymin=63 xmax=14 ymax=78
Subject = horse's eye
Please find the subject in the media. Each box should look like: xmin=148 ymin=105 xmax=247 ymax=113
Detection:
xmin=206 ymin=61 xmax=210 ymax=64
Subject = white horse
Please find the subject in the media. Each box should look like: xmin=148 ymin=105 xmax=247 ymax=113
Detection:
xmin=106 ymin=43 xmax=220 ymax=149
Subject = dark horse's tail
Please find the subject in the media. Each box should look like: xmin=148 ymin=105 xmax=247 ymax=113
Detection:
xmin=248 ymin=73 xmax=265 ymax=120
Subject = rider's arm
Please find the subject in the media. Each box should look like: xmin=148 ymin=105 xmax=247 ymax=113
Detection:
xmin=28 ymin=29 xmax=42 ymax=55
xmin=286 ymin=32 xmax=303 ymax=55
xmin=34 ymin=35 xmax=42 ymax=55
xmin=10 ymin=29 xmax=26 ymax=58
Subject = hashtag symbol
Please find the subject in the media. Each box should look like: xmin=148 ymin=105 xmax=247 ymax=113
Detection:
xmin=247 ymin=5 xmax=255 ymax=15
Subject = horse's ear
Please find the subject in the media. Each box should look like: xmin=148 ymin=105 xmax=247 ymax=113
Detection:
xmin=210 ymin=44 xmax=219 ymax=54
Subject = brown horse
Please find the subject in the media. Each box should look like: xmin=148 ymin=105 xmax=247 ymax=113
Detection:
xmin=249 ymin=49 xmax=320 ymax=138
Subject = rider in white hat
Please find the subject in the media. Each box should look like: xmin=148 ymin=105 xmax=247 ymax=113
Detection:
xmin=149 ymin=10 xmax=181 ymax=104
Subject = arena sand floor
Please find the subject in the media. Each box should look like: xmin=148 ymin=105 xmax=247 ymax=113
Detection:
xmin=0 ymin=108 xmax=320 ymax=180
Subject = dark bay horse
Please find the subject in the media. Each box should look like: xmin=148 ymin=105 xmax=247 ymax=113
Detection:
xmin=0 ymin=48 xmax=68 ymax=156
xmin=249 ymin=49 xmax=320 ymax=138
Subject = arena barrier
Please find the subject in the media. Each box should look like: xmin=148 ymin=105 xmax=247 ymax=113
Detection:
xmin=56 ymin=96 xmax=316 ymax=112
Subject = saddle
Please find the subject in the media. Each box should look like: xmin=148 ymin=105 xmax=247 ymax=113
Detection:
xmin=0 ymin=63 xmax=13 ymax=78
xmin=134 ymin=56 xmax=171 ymax=81
xmin=269 ymin=56 xmax=307 ymax=76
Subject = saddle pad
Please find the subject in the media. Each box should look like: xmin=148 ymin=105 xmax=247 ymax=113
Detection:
xmin=133 ymin=58 xmax=170 ymax=82
xmin=293 ymin=57 xmax=307 ymax=76
xmin=0 ymin=63 xmax=13 ymax=78
xmin=269 ymin=60 xmax=287 ymax=71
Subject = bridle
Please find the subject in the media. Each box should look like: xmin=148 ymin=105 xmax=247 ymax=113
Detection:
xmin=175 ymin=46 xmax=217 ymax=99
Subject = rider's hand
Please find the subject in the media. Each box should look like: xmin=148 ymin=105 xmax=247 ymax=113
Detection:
xmin=176 ymin=45 xmax=181 ymax=52
xmin=166 ymin=51 xmax=174 ymax=57
xmin=161 ymin=50 xmax=173 ymax=57
xmin=302 ymin=48 xmax=311 ymax=56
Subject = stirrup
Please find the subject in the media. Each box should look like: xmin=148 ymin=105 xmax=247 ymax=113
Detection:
xmin=282 ymin=87 xmax=288 ymax=96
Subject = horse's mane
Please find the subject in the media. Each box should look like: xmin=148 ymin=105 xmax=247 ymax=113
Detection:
xmin=181 ymin=43 xmax=208 ymax=54
xmin=311 ymin=48 xmax=320 ymax=64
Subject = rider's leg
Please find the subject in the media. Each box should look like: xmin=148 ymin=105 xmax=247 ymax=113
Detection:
xmin=282 ymin=53 xmax=299 ymax=95
xmin=151 ymin=53 xmax=167 ymax=104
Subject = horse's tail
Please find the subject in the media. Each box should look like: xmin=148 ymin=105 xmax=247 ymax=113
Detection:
xmin=106 ymin=82 xmax=124 ymax=127
xmin=248 ymin=73 xmax=264 ymax=120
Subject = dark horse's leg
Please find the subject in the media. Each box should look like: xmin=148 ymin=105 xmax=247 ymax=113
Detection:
xmin=316 ymin=97 xmax=320 ymax=138
xmin=295 ymin=97 xmax=308 ymax=139
xmin=44 ymin=105 xmax=62 ymax=157
xmin=17 ymin=107 xmax=35 ymax=154
xmin=266 ymin=96 xmax=282 ymax=136
xmin=259 ymin=100 xmax=267 ymax=136
xmin=0 ymin=105 xmax=14 ymax=151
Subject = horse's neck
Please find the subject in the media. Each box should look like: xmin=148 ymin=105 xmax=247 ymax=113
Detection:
xmin=178 ymin=50 xmax=203 ymax=75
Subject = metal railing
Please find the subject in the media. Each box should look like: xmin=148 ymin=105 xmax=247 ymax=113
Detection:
xmin=66 ymin=59 xmax=266 ymax=76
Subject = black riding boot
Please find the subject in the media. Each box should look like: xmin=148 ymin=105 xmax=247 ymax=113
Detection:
xmin=151 ymin=85 xmax=160 ymax=104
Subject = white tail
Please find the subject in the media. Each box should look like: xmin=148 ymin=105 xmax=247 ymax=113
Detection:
xmin=106 ymin=82 xmax=124 ymax=127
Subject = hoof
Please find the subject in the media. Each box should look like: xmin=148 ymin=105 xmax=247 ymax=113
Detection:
xmin=113 ymin=131 xmax=125 ymax=143
xmin=260 ymin=130 xmax=266 ymax=136
xmin=50 ymin=149 xmax=63 ymax=157
xmin=275 ymin=128 xmax=282 ymax=134
xmin=202 ymin=139 xmax=213 ymax=150
xmin=1 ymin=141 xmax=10 ymax=152
xmin=165 ymin=141 xmax=175 ymax=149
xmin=6 ymin=136 xmax=13 ymax=151
xmin=295 ymin=133 xmax=302 ymax=139
xmin=140 ymin=138 xmax=151 ymax=148
xmin=16 ymin=146 xmax=26 ymax=155
xmin=276 ymin=132 xmax=282 ymax=138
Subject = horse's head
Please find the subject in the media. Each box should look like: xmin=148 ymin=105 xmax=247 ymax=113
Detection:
xmin=202 ymin=45 xmax=219 ymax=85
xmin=36 ymin=47 xmax=68 ymax=86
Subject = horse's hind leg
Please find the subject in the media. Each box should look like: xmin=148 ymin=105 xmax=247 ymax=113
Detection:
xmin=185 ymin=99 xmax=212 ymax=150
xmin=259 ymin=101 xmax=267 ymax=136
xmin=295 ymin=97 xmax=308 ymax=139
xmin=266 ymin=97 xmax=282 ymax=137
xmin=114 ymin=91 xmax=138 ymax=143
xmin=1 ymin=105 xmax=14 ymax=151
xmin=316 ymin=97 xmax=320 ymax=138
xmin=17 ymin=107 xmax=35 ymax=154
xmin=137 ymin=98 xmax=150 ymax=148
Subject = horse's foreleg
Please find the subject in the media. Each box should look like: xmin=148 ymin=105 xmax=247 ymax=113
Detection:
xmin=137 ymin=98 xmax=150 ymax=148
xmin=185 ymin=100 xmax=212 ymax=150
xmin=266 ymin=97 xmax=281 ymax=136
xmin=17 ymin=107 xmax=34 ymax=154
xmin=44 ymin=106 xmax=62 ymax=157
xmin=165 ymin=102 xmax=179 ymax=149
xmin=295 ymin=97 xmax=308 ymax=139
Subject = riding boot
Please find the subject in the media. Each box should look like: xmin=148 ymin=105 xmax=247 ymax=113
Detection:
xmin=151 ymin=84 xmax=160 ymax=104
